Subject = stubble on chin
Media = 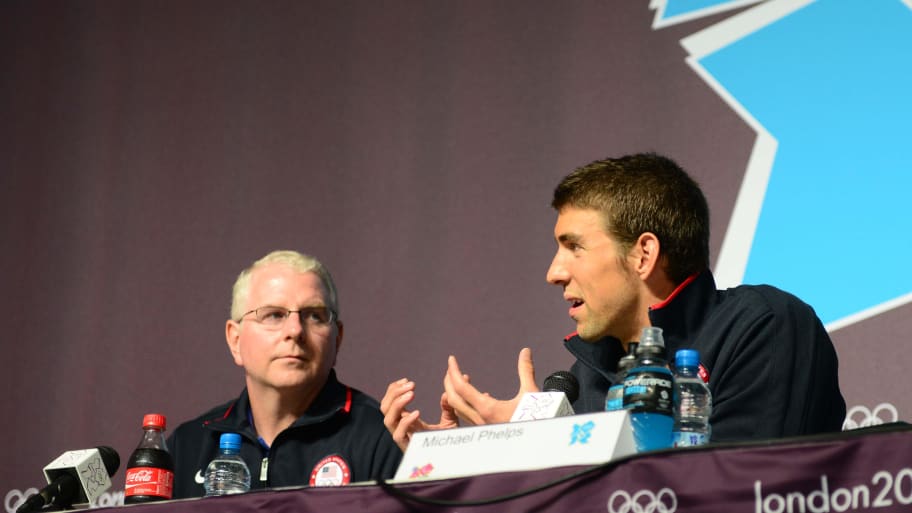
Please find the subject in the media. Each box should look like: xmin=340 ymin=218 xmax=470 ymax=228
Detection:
xmin=574 ymin=320 xmax=599 ymax=342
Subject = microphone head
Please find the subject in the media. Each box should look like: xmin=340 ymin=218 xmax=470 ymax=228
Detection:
xmin=96 ymin=446 xmax=120 ymax=477
xmin=542 ymin=371 xmax=580 ymax=404
xmin=40 ymin=446 xmax=119 ymax=508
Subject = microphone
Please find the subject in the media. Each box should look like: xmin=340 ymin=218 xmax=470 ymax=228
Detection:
xmin=509 ymin=371 xmax=579 ymax=422
xmin=543 ymin=370 xmax=580 ymax=403
xmin=17 ymin=446 xmax=120 ymax=513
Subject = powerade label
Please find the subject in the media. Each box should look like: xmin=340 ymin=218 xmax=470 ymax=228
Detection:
xmin=605 ymin=384 xmax=625 ymax=411
xmin=622 ymin=366 xmax=674 ymax=415
xmin=124 ymin=467 xmax=174 ymax=499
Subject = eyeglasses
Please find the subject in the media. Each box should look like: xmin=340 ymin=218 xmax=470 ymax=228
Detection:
xmin=238 ymin=305 xmax=337 ymax=330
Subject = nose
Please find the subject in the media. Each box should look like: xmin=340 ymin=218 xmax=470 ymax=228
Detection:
xmin=284 ymin=311 xmax=306 ymax=339
xmin=546 ymin=251 xmax=568 ymax=285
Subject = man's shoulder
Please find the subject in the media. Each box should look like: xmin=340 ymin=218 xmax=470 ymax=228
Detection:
xmin=172 ymin=397 xmax=239 ymax=435
xmin=290 ymin=384 xmax=394 ymax=452
xmin=717 ymin=282 xmax=818 ymax=318
xmin=344 ymin=386 xmax=385 ymax=418
xmin=701 ymin=282 xmax=830 ymax=351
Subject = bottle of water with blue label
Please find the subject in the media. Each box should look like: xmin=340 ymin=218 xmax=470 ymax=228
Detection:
xmin=672 ymin=348 xmax=712 ymax=447
xmin=622 ymin=327 xmax=674 ymax=451
xmin=204 ymin=433 xmax=251 ymax=496
xmin=605 ymin=342 xmax=638 ymax=411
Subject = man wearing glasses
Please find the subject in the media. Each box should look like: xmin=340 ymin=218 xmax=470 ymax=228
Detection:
xmin=168 ymin=250 xmax=402 ymax=498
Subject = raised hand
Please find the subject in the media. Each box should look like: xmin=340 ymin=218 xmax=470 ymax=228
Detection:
xmin=443 ymin=347 xmax=539 ymax=425
xmin=380 ymin=378 xmax=459 ymax=451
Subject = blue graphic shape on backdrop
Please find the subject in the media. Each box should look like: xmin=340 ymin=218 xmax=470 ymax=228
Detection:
xmin=651 ymin=0 xmax=764 ymax=27
xmin=695 ymin=0 xmax=912 ymax=326
xmin=665 ymin=0 xmax=748 ymax=18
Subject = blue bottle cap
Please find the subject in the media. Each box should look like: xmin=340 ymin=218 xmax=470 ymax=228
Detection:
xmin=675 ymin=348 xmax=700 ymax=368
xmin=219 ymin=432 xmax=242 ymax=450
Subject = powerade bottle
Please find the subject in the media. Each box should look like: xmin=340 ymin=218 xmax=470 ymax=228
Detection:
xmin=672 ymin=349 xmax=712 ymax=447
xmin=622 ymin=327 xmax=674 ymax=451
xmin=605 ymin=342 xmax=638 ymax=411
xmin=124 ymin=413 xmax=174 ymax=504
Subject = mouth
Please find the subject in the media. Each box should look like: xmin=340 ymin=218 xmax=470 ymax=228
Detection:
xmin=565 ymin=296 xmax=584 ymax=317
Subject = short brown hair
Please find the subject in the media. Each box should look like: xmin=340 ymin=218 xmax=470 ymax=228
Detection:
xmin=551 ymin=153 xmax=710 ymax=284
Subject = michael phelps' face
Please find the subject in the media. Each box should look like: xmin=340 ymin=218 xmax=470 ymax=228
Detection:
xmin=546 ymin=207 xmax=642 ymax=342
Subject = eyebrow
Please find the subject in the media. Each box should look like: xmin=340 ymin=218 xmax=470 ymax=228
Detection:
xmin=297 ymin=304 xmax=331 ymax=311
xmin=557 ymin=233 xmax=582 ymax=244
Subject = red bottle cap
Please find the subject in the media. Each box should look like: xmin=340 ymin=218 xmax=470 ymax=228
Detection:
xmin=142 ymin=413 xmax=167 ymax=429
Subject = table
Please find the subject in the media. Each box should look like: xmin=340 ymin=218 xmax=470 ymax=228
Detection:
xmin=110 ymin=423 xmax=912 ymax=513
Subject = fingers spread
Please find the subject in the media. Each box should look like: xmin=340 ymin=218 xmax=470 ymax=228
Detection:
xmin=439 ymin=392 xmax=460 ymax=429
xmin=392 ymin=410 xmax=421 ymax=452
xmin=380 ymin=378 xmax=413 ymax=414
xmin=443 ymin=360 xmax=486 ymax=425
xmin=381 ymin=379 xmax=417 ymax=436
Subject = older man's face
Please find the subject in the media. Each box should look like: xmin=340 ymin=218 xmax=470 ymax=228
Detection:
xmin=227 ymin=264 xmax=342 ymax=396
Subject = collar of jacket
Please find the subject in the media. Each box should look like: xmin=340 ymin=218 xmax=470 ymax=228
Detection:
xmin=561 ymin=268 xmax=715 ymax=379
xmin=563 ymin=332 xmax=627 ymax=382
xmin=647 ymin=268 xmax=716 ymax=350
xmin=201 ymin=369 xmax=352 ymax=436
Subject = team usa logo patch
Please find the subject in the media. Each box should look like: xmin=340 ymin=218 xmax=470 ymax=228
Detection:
xmin=697 ymin=363 xmax=709 ymax=384
xmin=309 ymin=455 xmax=352 ymax=486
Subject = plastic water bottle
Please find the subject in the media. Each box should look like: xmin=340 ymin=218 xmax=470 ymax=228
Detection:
xmin=622 ymin=327 xmax=674 ymax=451
xmin=204 ymin=433 xmax=251 ymax=496
xmin=605 ymin=342 xmax=638 ymax=411
xmin=124 ymin=413 xmax=174 ymax=504
xmin=672 ymin=349 xmax=712 ymax=447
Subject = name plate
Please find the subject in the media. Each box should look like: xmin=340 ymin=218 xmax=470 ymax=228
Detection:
xmin=393 ymin=410 xmax=635 ymax=481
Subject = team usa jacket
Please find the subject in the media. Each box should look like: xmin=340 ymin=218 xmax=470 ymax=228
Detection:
xmin=565 ymin=269 xmax=846 ymax=442
xmin=167 ymin=370 xmax=402 ymax=498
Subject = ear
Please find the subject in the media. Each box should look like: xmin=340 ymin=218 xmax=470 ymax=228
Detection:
xmin=334 ymin=320 xmax=344 ymax=356
xmin=226 ymin=320 xmax=244 ymax=367
xmin=631 ymin=232 xmax=662 ymax=280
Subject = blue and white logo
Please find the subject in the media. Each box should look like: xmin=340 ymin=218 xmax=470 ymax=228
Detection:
xmin=664 ymin=0 xmax=912 ymax=330
xmin=570 ymin=420 xmax=595 ymax=445
xmin=651 ymin=0 xmax=765 ymax=28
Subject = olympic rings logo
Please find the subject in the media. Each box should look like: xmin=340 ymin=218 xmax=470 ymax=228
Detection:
xmin=5 ymin=488 xmax=38 ymax=513
xmin=607 ymin=487 xmax=677 ymax=513
xmin=5 ymin=489 xmax=124 ymax=513
xmin=842 ymin=403 xmax=899 ymax=430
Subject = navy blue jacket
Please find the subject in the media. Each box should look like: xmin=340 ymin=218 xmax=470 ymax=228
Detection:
xmin=167 ymin=370 xmax=402 ymax=498
xmin=565 ymin=269 xmax=846 ymax=442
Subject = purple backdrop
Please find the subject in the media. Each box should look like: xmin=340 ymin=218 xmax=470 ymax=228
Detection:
xmin=1 ymin=0 xmax=906 ymax=505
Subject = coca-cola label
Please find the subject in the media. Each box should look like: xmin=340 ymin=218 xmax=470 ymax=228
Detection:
xmin=124 ymin=467 xmax=174 ymax=498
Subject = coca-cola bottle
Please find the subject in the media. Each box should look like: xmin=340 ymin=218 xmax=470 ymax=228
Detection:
xmin=123 ymin=413 xmax=174 ymax=504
